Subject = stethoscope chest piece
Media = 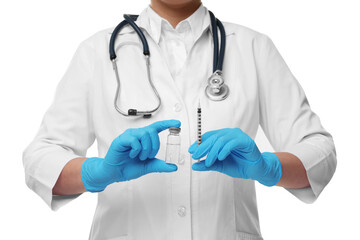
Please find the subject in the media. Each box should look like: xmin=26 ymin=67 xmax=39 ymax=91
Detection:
xmin=205 ymin=71 xmax=230 ymax=101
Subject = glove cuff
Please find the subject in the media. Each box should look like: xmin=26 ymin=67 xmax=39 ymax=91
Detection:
xmin=257 ymin=152 xmax=283 ymax=187
xmin=81 ymin=157 xmax=107 ymax=193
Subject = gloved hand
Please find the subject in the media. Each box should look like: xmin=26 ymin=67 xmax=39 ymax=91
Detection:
xmin=188 ymin=128 xmax=282 ymax=187
xmin=81 ymin=119 xmax=181 ymax=192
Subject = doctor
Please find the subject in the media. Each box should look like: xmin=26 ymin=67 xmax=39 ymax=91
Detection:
xmin=23 ymin=0 xmax=337 ymax=239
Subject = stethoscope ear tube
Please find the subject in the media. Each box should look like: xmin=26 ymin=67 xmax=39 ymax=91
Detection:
xmin=208 ymin=11 xmax=228 ymax=100
xmin=110 ymin=15 xmax=150 ymax=60
xmin=110 ymin=16 xmax=161 ymax=118
xmin=123 ymin=14 xmax=150 ymax=56
xmin=209 ymin=11 xmax=219 ymax=73
xmin=216 ymin=19 xmax=226 ymax=72
xmin=208 ymin=11 xmax=226 ymax=72
xmin=109 ymin=20 xmax=128 ymax=60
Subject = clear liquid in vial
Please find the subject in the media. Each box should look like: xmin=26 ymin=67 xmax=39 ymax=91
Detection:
xmin=165 ymin=127 xmax=181 ymax=164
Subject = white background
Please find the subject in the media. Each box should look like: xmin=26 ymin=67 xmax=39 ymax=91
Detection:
xmin=1 ymin=0 xmax=359 ymax=239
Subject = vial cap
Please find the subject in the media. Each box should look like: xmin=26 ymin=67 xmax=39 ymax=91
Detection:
xmin=169 ymin=127 xmax=181 ymax=134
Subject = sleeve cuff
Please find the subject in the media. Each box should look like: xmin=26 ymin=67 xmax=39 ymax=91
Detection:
xmin=24 ymin=148 xmax=84 ymax=211
xmin=283 ymin=141 xmax=337 ymax=203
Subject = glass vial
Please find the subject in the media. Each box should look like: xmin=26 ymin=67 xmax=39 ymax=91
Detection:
xmin=165 ymin=127 xmax=182 ymax=164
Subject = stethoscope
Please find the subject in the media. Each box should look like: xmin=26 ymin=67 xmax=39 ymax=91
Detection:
xmin=109 ymin=11 xmax=229 ymax=118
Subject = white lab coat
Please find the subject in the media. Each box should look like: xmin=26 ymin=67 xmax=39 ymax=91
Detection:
xmin=23 ymin=5 xmax=336 ymax=240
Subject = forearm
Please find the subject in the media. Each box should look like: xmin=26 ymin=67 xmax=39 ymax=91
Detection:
xmin=274 ymin=152 xmax=310 ymax=189
xmin=52 ymin=157 xmax=87 ymax=195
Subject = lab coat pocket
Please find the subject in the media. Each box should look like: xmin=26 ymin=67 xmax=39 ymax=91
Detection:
xmin=236 ymin=232 xmax=263 ymax=240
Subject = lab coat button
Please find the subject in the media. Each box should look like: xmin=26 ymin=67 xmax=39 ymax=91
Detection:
xmin=174 ymin=103 xmax=182 ymax=112
xmin=177 ymin=206 xmax=186 ymax=217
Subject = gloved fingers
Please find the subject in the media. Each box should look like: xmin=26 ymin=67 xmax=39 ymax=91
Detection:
xmin=188 ymin=141 xmax=198 ymax=154
xmin=192 ymin=160 xmax=224 ymax=172
xmin=148 ymin=119 xmax=181 ymax=133
xmin=144 ymin=158 xmax=178 ymax=174
xmin=188 ymin=129 xmax=228 ymax=154
xmin=192 ymin=131 xmax=226 ymax=160
xmin=218 ymin=138 xmax=239 ymax=161
xmin=218 ymin=136 xmax=259 ymax=162
xmin=205 ymin=136 xmax=228 ymax=167
xmin=138 ymin=131 xmax=152 ymax=160
xmin=191 ymin=135 xmax=216 ymax=159
xmin=200 ymin=129 xmax=221 ymax=141
xmin=114 ymin=134 xmax=142 ymax=159
xmin=148 ymin=128 xmax=160 ymax=159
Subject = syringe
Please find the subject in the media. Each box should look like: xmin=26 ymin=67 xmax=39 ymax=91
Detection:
xmin=197 ymin=100 xmax=202 ymax=162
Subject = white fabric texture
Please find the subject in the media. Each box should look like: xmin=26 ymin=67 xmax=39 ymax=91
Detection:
xmin=23 ymin=3 xmax=336 ymax=240
xmin=147 ymin=5 xmax=206 ymax=78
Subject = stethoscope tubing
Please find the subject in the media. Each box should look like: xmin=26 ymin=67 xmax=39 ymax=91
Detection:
xmin=109 ymin=10 xmax=228 ymax=117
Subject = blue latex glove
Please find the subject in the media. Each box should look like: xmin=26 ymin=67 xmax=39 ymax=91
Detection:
xmin=81 ymin=119 xmax=181 ymax=192
xmin=189 ymin=128 xmax=282 ymax=187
